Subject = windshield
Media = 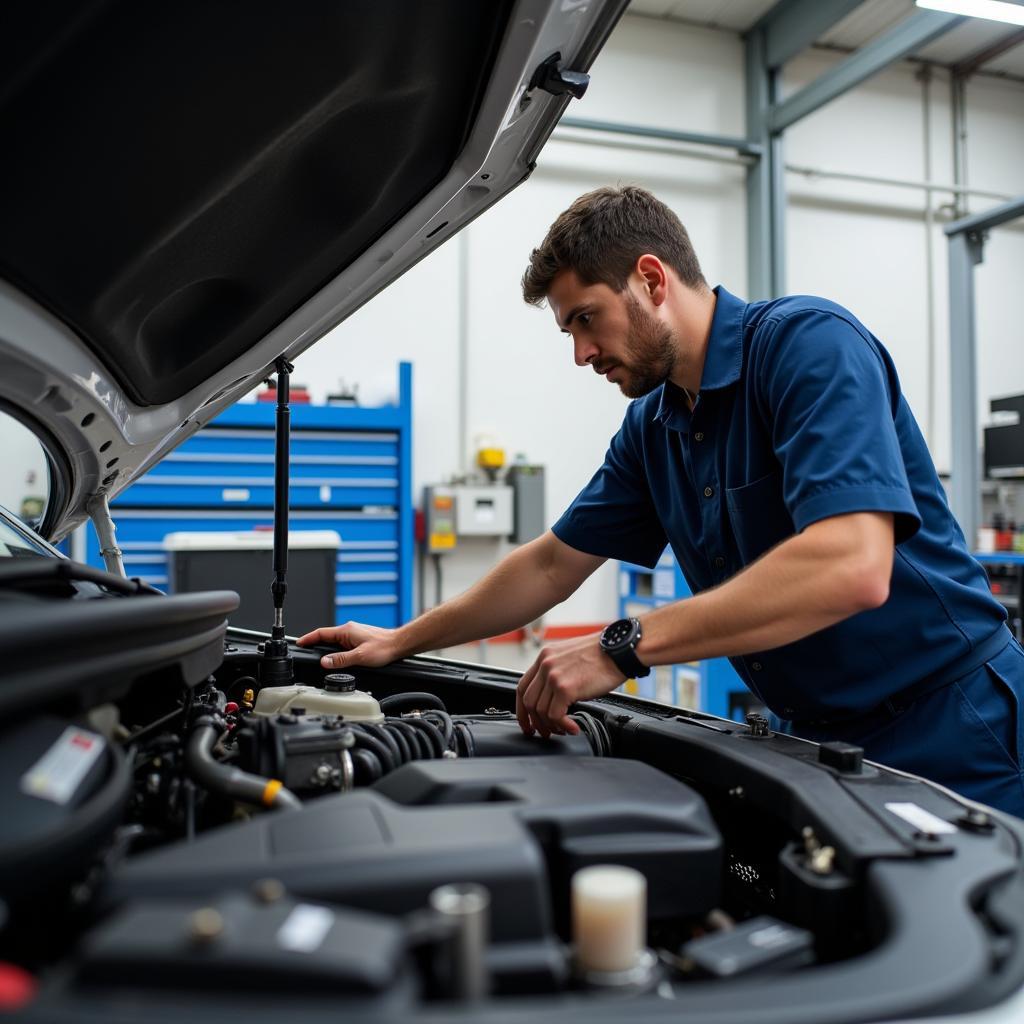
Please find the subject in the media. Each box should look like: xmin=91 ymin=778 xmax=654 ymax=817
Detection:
xmin=0 ymin=406 xmax=52 ymax=534
xmin=0 ymin=509 xmax=50 ymax=559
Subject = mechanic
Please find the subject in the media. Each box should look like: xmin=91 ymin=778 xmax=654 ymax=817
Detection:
xmin=299 ymin=185 xmax=1024 ymax=818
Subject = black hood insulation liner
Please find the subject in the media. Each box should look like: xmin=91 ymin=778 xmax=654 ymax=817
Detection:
xmin=0 ymin=1 xmax=512 ymax=406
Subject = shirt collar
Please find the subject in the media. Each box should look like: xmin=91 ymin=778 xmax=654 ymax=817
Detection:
xmin=655 ymin=284 xmax=746 ymax=428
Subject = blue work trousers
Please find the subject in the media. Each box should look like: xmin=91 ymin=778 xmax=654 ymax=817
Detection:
xmin=776 ymin=632 xmax=1024 ymax=819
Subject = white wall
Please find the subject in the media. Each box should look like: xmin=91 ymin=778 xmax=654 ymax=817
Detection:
xmin=0 ymin=411 xmax=49 ymax=523
xmin=783 ymin=50 xmax=1024 ymax=474
xmin=967 ymin=73 xmax=1024 ymax=433
xmin=281 ymin=14 xmax=1024 ymax=626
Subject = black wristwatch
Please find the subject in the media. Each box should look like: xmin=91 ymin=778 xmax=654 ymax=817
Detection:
xmin=599 ymin=616 xmax=650 ymax=679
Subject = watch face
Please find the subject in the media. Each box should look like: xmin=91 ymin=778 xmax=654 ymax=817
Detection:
xmin=602 ymin=618 xmax=634 ymax=650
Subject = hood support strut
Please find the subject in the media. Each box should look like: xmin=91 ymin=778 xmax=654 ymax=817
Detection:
xmin=260 ymin=355 xmax=294 ymax=685
xmin=86 ymin=493 xmax=125 ymax=577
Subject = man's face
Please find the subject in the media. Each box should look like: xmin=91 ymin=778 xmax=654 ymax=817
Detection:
xmin=547 ymin=269 xmax=675 ymax=399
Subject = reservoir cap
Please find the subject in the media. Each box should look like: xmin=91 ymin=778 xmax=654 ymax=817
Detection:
xmin=322 ymin=673 xmax=356 ymax=693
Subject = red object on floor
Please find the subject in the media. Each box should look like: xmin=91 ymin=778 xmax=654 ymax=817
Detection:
xmin=256 ymin=384 xmax=312 ymax=404
xmin=485 ymin=624 xmax=606 ymax=644
xmin=0 ymin=963 xmax=36 ymax=1010
xmin=542 ymin=624 xmax=604 ymax=640
xmin=487 ymin=629 xmax=526 ymax=644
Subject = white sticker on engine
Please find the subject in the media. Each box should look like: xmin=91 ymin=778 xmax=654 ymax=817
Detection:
xmin=277 ymin=904 xmax=335 ymax=953
xmin=222 ymin=488 xmax=250 ymax=502
xmin=885 ymin=802 xmax=958 ymax=835
xmin=20 ymin=726 xmax=106 ymax=805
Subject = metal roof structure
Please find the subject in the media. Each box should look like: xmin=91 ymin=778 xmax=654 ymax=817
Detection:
xmin=627 ymin=0 xmax=1024 ymax=76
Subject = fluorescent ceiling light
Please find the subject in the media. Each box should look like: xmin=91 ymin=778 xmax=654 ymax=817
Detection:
xmin=916 ymin=0 xmax=1024 ymax=25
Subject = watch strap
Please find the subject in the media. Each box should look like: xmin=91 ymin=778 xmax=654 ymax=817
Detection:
xmin=608 ymin=642 xmax=650 ymax=679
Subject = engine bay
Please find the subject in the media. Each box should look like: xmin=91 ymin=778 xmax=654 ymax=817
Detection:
xmin=3 ymin=586 xmax=1024 ymax=1023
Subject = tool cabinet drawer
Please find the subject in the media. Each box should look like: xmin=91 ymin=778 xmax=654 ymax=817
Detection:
xmin=121 ymin=468 xmax=398 ymax=509
xmin=175 ymin=428 xmax=400 ymax=462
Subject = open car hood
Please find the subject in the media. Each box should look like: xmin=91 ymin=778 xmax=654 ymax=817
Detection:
xmin=0 ymin=0 xmax=626 ymax=540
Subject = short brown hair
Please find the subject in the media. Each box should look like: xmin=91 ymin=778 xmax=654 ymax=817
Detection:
xmin=521 ymin=185 xmax=706 ymax=306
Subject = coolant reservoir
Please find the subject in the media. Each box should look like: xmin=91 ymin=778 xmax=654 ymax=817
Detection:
xmin=253 ymin=673 xmax=384 ymax=722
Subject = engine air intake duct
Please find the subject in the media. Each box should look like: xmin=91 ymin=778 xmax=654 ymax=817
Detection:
xmin=236 ymin=711 xmax=607 ymax=794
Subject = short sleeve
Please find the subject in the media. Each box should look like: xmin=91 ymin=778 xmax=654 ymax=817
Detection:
xmin=755 ymin=308 xmax=921 ymax=544
xmin=552 ymin=406 xmax=668 ymax=569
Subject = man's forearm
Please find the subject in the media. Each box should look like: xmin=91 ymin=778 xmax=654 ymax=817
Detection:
xmin=638 ymin=512 xmax=894 ymax=667
xmin=395 ymin=538 xmax=578 ymax=656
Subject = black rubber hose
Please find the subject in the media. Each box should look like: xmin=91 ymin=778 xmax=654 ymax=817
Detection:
xmin=379 ymin=692 xmax=448 ymax=715
xmin=571 ymin=711 xmax=610 ymax=756
xmin=370 ymin=722 xmax=404 ymax=766
xmin=385 ymin=720 xmax=430 ymax=761
xmin=454 ymin=721 xmax=475 ymax=758
xmin=350 ymin=727 xmax=395 ymax=774
xmin=363 ymin=722 xmax=404 ymax=768
xmin=351 ymin=748 xmax=383 ymax=785
xmin=186 ymin=718 xmax=301 ymax=811
xmin=573 ymin=712 xmax=597 ymax=754
xmin=387 ymin=720 xmax=428 ymax=761
xmin=580 ymin=711 xmax=610 ymax=755
xmin=385 ymin=721 xmax=415 ymax=763
xmin=424 ymin=709 xmax=455 ymax=749
xmin=401 ymin=716 xmax=446 ymax=759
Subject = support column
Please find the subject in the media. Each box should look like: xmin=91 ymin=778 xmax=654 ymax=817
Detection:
xmin=744 ymin=28 xmax=785 ymax=299
xmin=947 ymin=229 xmax=984 ymax=549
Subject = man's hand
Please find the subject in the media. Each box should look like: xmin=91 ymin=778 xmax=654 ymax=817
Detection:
xmin=296 ymin=622 xmax=402 ymax=670
xmin=516 ymin=633 xmax=625 ymax=738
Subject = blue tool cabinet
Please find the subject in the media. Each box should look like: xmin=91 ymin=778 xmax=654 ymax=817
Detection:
xmin=618 ymin=551 xmax=750 ymax=719
xmin=84 ymin=363 xmax=413 ymax=630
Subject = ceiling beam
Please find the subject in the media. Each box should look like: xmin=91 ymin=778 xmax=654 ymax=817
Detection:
xmin=768 ymin=9 xmax=963 ymax=133
xmin=945 ymin=194 xmax=1024 ymax=237
xmin=559 ymin=116 xmax=762 ymax=155
xmin=952 ymin=26 xmax=1024 ymax=77
xmin=751 ymin=0 xmax=866 ymax=70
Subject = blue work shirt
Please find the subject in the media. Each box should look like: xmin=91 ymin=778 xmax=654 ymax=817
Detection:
xmin=553 ymin=285 xmax=1007 ymax=722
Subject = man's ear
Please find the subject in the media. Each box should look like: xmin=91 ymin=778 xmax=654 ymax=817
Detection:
xmin=635 ymin=254 xmax=668 ymax=306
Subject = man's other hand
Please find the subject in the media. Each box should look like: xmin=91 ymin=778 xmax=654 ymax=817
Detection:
xmin=516 ymin=634 xmax=625 ymax=738
xmin=296 ymin=622 xmax=401 ymax=670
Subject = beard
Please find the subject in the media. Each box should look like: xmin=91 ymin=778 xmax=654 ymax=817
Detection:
xmin=614 ymin=294 xmax=677 ymax=399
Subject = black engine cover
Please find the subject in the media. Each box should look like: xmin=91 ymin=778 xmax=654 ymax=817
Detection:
xmin=108 ymin=757 xmax=720 ymax=952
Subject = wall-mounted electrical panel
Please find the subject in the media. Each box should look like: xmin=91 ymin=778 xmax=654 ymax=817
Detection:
xmin=454 ymin=485 xmax=514 ymax=537
xmin=506 ymin=464 xmax=545 ymax=544
xmin=423 ymin=486 xmax=458 ymax=553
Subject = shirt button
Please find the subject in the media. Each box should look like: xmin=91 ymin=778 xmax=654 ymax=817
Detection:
xmin=751 ymin=661 xmax=763 ymax=671
xmin=703 ymin=486 xmax=714 ymax=498
xmin=714 ymin=556 xmax=725 ymax=569
xmin=694 ymin=432 xmax=704 ymax=442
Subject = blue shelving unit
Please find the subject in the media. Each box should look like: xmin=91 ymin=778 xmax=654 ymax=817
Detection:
xmin=618 ymin=551 xmax=748 ymax=719
xmin=83 ymin=363 xmax=413 ymax=629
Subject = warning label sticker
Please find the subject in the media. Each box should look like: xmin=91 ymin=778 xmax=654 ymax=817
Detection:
xmin=20 ymin=727 xmax=106 ymax=805
xmin=885 ymin=801 xmax=958 ymax=836
xmin=277 ymin=904 xmax=335 ymax=954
